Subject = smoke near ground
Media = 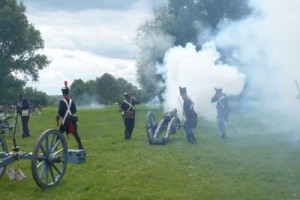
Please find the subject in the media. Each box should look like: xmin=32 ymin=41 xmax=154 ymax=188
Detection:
xmin=160 ymin=0 xmax=300 ymax=135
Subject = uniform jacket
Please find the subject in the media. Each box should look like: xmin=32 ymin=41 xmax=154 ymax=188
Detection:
xmin=17 ymin=98 xmax=29 ymax=116
xmin=120 ymin=98 xmax=139 ymax=119
xmin=58 ymin=98 xmax=77 ymax=132
xmin=183 ymin=96 xmax=197 ymax=128
xmin=211 ymin=94 xmax=228 ymax=121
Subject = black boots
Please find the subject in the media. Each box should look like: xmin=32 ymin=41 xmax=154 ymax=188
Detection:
xmin=73 ymin=131 xmax=83 ymax=149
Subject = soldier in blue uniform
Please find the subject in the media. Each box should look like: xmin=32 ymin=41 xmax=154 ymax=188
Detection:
xmin=17 ymin=93 xmax=30 ymax=138
xmin=120 ymin=92 xmax=140 ymax=139
xmin=211 ymin=88 xmax=229 ymax=138
xmin=179 ymin=87 xmax=197 ymax=144
xmin=56 ymin=81 xmax=83 ymax=149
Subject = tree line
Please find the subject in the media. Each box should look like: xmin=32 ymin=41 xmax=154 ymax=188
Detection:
xmin=0 ymin=0 xmax=143 ymax=106
xmin=0 ymin=72 xmax=144 ymax=107
xmin=68 ymin=73 xmax=144 ymax=106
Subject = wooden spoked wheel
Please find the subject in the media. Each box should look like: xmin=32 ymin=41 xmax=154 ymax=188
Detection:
xmin=31 ymin=129 xmax=68 ymax=189
xmin=145 ymin=111 xmax=157 ymax=144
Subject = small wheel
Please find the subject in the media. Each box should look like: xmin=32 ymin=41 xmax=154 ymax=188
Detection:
xmin=145 ymin=111 xmax=156 ymax=144
xmin=31 ymin=129 xmax=68 ymax=189
xmin=0 ymin=135 xmax=8 ymax=178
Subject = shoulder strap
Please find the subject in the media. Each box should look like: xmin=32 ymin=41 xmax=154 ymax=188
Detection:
xmin=62 ymin=99 xmax=72 ymax=125
xmin=186 ymin=97 xmax=194 ymax=111
xmin=124 ymin=99 xmax=135 ymax=112
xmin=217 ymin=96 xmax=226 ymax=108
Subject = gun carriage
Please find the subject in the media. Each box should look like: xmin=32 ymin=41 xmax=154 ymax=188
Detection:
xmin=145 ymin=110 xmax=181 ymax=145
xmin=0 ymin=113 xmax=86 ymax=189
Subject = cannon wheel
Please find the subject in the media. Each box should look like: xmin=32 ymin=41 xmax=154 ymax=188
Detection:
xmin=0 ymin=115 xmax=17 ymax=135
xmin=0 ymin=135 xmax=8 ymax=178
xmin=145 ymin=111 xmax=157 ymax=144
xmin=31 ymin=129 xmax=68 ymax=189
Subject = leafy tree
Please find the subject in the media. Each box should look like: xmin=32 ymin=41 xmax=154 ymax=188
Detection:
xmin=47 ymin=95 xmax=61 ymax=106
xmin=0 ymin=0 xmax=50 ymax=104
xmin=135 ymin=0 xmax=251 ymax=100
xmin=95 ymin=73 xmax=119 ymax=105
xmin=0 ymin=75 xmax=25 ymax=104
xmin=115 ymin=77 xmax=146 ymax=103
xmin=116 ymin=78 xmax=136 ymax=100
xmin=165 ymin=0 xmax=251 ymax=47
xmin=92 ymin=74 xmax=144 ymax=105
xmin=70 ymin=79 xmax=94 ymax=106
xmin=24 ymin=87 xmax=47 ymax=105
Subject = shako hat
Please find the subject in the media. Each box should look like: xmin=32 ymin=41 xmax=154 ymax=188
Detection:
xmin=61 ymin=81 xmax=69 ymax=95
xmin=124 ymin=92 xmax=130 ymax=98
xmin=214 ymin=87 xmax=222 ymax=95
xmin=179 ymin=87 xmax=187 ymax=96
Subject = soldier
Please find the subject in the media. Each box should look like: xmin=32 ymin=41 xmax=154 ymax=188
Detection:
xmin=211 ymin=88 xmax=229 ymax=138
xmin=179 ymin=87 xmax=197 ymax=144
xmin=17 ymin=93 xmax=30 ymax=138
xmin=56 ymin=81 xmax=83 ymax=149
xmin=120 ymin=92 xmax=139 ymax=139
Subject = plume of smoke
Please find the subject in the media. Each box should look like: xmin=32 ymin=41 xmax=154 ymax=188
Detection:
xmin=160 ymin=42 xmax=246 ymax=121
xmin=136 ymin=30 xmax=175 ymax=93
xmin=159 ymin=0 xmax=300 ymax=139
xmin=215 ymin=0 xmax=300 ymax=127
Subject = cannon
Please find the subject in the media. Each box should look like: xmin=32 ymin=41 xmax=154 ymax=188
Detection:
xmin=0 ymin=114 xmax=86 ymax=189
xmin=145 ymin=110 xmax=181 ymax=145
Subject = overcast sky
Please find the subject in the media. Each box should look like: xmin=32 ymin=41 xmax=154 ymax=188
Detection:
xmin=20 ymin=0 xmax=167 ymax=95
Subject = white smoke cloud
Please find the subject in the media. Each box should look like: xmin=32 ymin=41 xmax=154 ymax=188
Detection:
xmin=160 ymin=0 xmax=300 ymax=136
xmin=161 ymin=42 xmax=246 ymax=121
xmin=215 ymin=0 xmax=300 ymax=119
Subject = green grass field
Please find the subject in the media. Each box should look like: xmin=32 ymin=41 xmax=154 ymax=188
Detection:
xmin=0 ymin=104 xmax=300 ymax=200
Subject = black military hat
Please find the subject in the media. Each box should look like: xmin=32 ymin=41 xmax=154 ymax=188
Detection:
xmin=179 ymin=87 xmax=187 ymax=96
xmin=214 ymin=88 xmax=222 ymax=95
xmin=61 ymin=81 xmax=69 ymax=95
xmin=124 ymin=92 xmax=130 ymax=98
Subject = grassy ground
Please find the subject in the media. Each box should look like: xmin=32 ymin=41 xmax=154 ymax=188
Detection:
xmin=0 ymin=104 xmax=300 ymax=200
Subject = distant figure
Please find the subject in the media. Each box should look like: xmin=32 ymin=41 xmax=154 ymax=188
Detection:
xmin=179 ymin=87 xmax=197 ymax=144
xmin=17 ymin=93 xmax=30 ymax=138
xmin=211 ymin=88 xmax=229 ymax=138
xmin=120 ymin=92 xmax=140 ymax=139
xmin=56 ymin=81 xmax=83 ymax=149
xmin=38 ymin=105 xmax=43 ymax=114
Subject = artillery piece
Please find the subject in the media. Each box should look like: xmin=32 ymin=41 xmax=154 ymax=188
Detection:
xmin=0 ymin=113 xmax=86 ymax=189
xmin=145 ymin=109 xmax=181 ymax=145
